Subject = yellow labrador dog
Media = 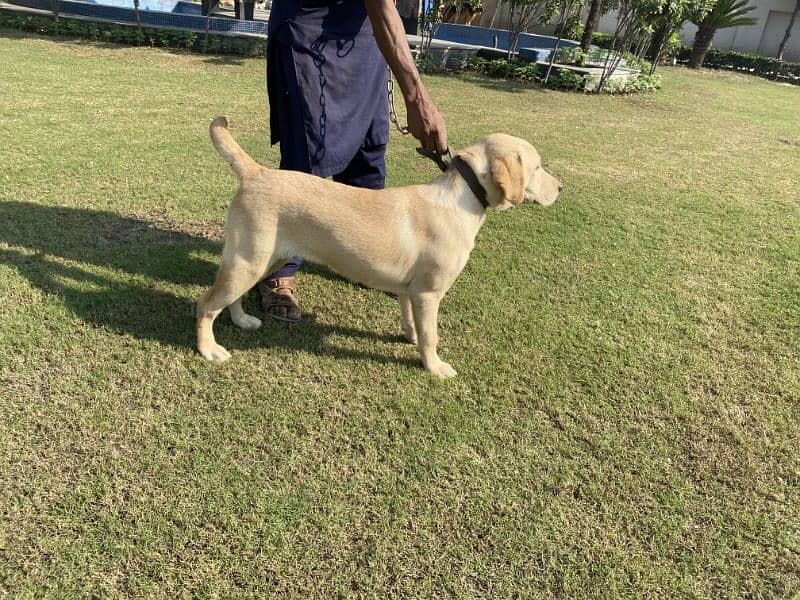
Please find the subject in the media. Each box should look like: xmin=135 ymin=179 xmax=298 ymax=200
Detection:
xmin=197 ymin=117 xmax=562 ymax=378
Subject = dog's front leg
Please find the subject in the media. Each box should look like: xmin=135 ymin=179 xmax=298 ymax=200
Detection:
xmin=411 ymin=292 xmax=457 ymax=379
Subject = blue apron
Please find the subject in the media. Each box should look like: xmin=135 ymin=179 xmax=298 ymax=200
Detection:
xmin=267 ymin=0 xmax=390 ymax=178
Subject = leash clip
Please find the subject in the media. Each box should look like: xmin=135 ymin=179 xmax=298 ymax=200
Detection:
xmin=416 ymin=147 xmax=452 ymax=172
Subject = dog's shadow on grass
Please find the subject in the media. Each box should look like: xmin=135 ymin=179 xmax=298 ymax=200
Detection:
xmin=0 ymin=201 xmax=417 ymax=368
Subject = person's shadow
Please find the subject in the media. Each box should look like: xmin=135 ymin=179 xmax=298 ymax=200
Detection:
xmin=0 ymin=201 xmax=416 ymax=367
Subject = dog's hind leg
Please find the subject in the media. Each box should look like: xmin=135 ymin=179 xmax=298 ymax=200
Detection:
xmin=229 ymin=296 xmax=262 ymax=330
xmin=196 ymin=255 xmax=271 ymax=362
xmin=398 ymin=294 xmax=417 ymax=344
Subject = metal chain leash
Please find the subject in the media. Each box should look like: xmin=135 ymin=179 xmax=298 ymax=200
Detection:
xmin=388 ymin=67 xmax=452 ymax=170
xmin=386 ymin=3 xmax=451 ymax=168
xmin=387 ymin=71 xmax=409 ymax=135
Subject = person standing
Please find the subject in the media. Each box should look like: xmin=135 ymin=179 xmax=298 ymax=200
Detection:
xmin=260 ymin=0 xmax=448 ymax=322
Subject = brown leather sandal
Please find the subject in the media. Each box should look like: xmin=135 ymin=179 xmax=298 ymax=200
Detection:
xmin=259 ymin=276 xmax=301 ymax=323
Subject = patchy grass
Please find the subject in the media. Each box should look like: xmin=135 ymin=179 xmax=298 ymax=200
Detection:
xmin=1 ymin=29 xmax=798 ymax=598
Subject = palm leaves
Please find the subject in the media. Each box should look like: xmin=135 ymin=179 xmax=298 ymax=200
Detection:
xmin=688 ymin=0 xmax=756 ymax=67
xmin=691 ymin=0 xmax=756 ymax=28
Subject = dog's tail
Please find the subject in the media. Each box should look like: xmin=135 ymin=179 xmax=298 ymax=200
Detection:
xmin=210 ymin=116 xmax=259 ymax=179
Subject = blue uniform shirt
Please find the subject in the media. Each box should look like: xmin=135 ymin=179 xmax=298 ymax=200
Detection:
xmin=267 ymin=0 xmax=390 ymax=177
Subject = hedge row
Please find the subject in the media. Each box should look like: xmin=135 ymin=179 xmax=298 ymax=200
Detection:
xmin=466 ymin=56 xmax=662 ymax=94
xmin=0 ymin=10 xmax=267 ymax=56
xmin=676 ymin=46 xmax=800 ymax=86
xmin=1 ymin=11 xmax=662 ymax=94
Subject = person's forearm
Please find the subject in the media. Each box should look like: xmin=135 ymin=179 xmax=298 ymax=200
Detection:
xmin=365 ymin=0 xmax=447 ymax=151
xmin=364 ymin=0 xmax=424 ymax=102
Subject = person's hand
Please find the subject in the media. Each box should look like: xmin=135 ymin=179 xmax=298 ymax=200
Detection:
xmin=404 ymin=90 xmax=448 ymax=153
xmin=363 ymin=0 xmax=447 ymax=152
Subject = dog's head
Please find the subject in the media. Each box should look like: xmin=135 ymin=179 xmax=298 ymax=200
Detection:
xmin=456 ymin=133 xmax=563 ymax=210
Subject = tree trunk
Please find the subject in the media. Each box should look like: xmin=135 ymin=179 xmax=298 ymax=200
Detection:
xmin=777 ymin=0 xmax=800 ymax=61
xmin=580 ymin=0 xmax=603 ymax=52
xmin=688 ymin=24 xmax=715 ymax=68
xmin=489 ymin=0 xmax=501 ymax=28
xmin=133 ymin=0 xmax=143 ymax=32
xmin=507 ymin=30 xmax=520 ymax=60
xmin=647 ymin=22 xmax=669 ymax=62
xmin=544 ymin=32 xmax=565 ymax=83
xmin=506 ymin=2 xmax=517 ymax=60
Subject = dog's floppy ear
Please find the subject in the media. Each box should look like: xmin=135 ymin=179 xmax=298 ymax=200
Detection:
xmin=490 ymin=152 xmax=525 ymax=206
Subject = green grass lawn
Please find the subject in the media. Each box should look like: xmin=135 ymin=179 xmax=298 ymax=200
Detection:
xmin=1 ymin=28 xmax=798 ymax=598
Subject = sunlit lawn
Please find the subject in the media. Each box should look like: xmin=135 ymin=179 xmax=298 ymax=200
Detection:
xmin=1 ymin=28 xmax=798 ymax=597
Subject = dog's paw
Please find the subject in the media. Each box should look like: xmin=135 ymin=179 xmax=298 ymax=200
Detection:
xmin=233 ymin=314 xmax=263 ymax=330
xmin=199 ymin=343 xmax=232 ymax=363
xmin=427 ymin=360 xmax=457 ymax=379
xmin=403 ymin=330 xmax=418 ymax=345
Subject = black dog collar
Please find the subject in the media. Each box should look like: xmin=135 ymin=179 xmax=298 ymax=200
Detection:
xmin=416 ymin=147 xmax=490 ymax=210
xmin=450 ymin=156 xmax=489 ymax=210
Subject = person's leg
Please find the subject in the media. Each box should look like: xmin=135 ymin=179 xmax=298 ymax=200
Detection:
xmin=263 ymin=136 xmax=384 ymax=320
xmin=260 ymin=40 xmax=310 ymax=322
xmin=332 ymin=143 xmax=386 ymax=190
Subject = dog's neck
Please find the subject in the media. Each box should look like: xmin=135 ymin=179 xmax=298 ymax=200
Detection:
xmin=423 ymin=170 xmax=488 ymax=240
xmin=450 ymin=156 xmax=489 ymax=210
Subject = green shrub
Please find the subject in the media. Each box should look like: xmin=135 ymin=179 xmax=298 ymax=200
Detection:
xmin=663 ymin=32 xmax=682 ymax=58
xmin=621 ymin=72 xmax=662 ymax=92
xmin=0 ymin=10 xmax=267 ymax=57
xmin=546 ymin=67 xmax=590 ymax=91
xmin=0 ymin=10 xmax=658 ymax=93
xmin=622 ymin=53 xmax=653 ymax=73
xmin=556 ymin=12 xmax=584 ymax=41
xmin=591 ymin=31 xmax=615 ymax=49
xmin=590 ymin=31 xmax=640 ymax=54
xmin=470 ymin=57 xmax=542 ymax=81
xmin=675 ymin=46 xmax=800 ymax=85
xmin=552 ymin=45 xmax=582 ymax=64
xmin=468 ymin=54 xmax=659 ymax=93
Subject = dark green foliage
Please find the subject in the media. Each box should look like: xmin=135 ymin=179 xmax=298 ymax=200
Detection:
xmin=466 ymin=55 xmax=661 ymax=93
xmin=0 ymin=10 xmax=266 ymax=56
xmin=469 ymin=57 xmax=543 ymax=82
xmin=663 ymin=31 xmax=683 ymax=57
xmin=0 ymin=10 xmax=660 ymax=94
xmin=545 ymin=65 xmax=592 ymax=90
xmin=616 ymin=71 xmax=663 ymax=91
xmin=676 ymin=45 xmax=800 ymax=85
xmin=590 ymin=31 xmax=616 ymax=49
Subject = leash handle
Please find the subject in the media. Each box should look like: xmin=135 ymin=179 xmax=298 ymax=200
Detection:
xmin=416 ymin=147 xmax=452 ymax=172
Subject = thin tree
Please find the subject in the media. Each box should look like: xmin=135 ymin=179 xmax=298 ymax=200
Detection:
xmin=777 ymin=0 xmax=800 ymax=61
xmin=595 ymin=0 xmax=662 ymax=91
xmin=133 ymin=0 xmax=143 ymax=34
xmin=687 ymin=0 xmax=756 ymax=68
xmin=646 ymin=0 xmax=713 ymax=73
xmin=489 ymin=0 xmax=503 ymax=27
xmin=505 ymin=0 xmax=549 ymax=59
xmin=420 ymin=0 xmax=443 ymax=58
xmin=543 ymin=0 xmax=584 ymax=82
